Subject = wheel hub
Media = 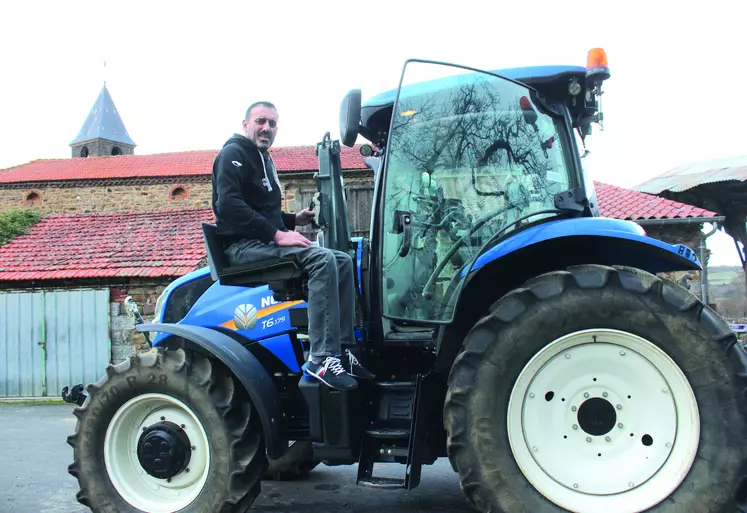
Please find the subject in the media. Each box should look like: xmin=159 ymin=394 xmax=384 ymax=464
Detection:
xmin=577 ymin=397 xmax=616 ymax=436
xmin=137 ymin=421 xmax=192 ymax=479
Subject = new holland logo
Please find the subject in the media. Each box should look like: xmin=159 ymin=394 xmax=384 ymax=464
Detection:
xmin=234 ymin=304 xmax=258 ymax=330
xmin=231 ymin=160 xmax=242 ymax=167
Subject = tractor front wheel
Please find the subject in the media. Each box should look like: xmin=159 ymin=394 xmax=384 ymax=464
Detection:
xmin=67 ymin=347 xmax=267 ymax=513
xmin=444 ymin=265 xmax=747 ymax=513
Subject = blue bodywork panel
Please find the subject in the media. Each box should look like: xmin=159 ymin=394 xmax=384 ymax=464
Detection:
xmin=363 ymin=65 xmax=587 ymax=109
xmin=258 ymin=333 xmax=300 ymax=373
xmin=464 ymin=217 xmax=701 ymax=278
xmin=151 ymin=238 xmax=367 ymax=372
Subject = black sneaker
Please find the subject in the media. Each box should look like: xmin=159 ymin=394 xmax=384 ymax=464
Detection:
xmin=344 ymin=349 xmax=375 ymax=380
xmin=305 ymin=356 xmax=358 ymax=390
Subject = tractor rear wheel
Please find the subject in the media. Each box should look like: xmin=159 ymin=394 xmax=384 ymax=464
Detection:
xmin=444 ymin=265 xmax=747 ymax=513
xmin=67 ymin=347 xmax=267 ymax=513
xmin=263 ymin=441 xmax=320 ymax=480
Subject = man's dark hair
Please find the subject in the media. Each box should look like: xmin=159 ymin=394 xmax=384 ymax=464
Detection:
xmin=245 ymin=101 xmax=278 ymax=120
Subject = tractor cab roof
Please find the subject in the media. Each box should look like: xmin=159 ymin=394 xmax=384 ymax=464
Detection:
xmin=360 ymin=64 xmax=592 ymax=143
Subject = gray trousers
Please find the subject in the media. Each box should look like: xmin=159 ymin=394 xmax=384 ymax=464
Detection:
xmin=226 ymin=239 xmax=355 ymax=359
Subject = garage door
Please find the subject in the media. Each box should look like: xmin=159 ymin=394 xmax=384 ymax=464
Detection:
xmin=0 ymin=289 xmax=110 ymax=397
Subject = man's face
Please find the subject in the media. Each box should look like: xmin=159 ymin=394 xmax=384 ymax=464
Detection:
xmin=243 ymin=105 xmax=278 ymax=151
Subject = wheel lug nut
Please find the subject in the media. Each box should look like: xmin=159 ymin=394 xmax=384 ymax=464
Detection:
xmin=620 ymin=350 xmax=626 ymax=356
xmin=586 ymin=437 xmax=592 ymax=443
xmin=565 ymin=353 xmax=571 ymax=359
xmin=666 ymin=442 xmax=671 ymax=449
xmin=529 ymin=393 xmax=535 ymax=398
xmin=572 ymin=406 xmax=577 ymax=412
xmin=618 ymin=423 xmax=624 ymax=428
xmin=628 ymin=481 xmax=634 ymax=488
xmin=160 ymin=416 xmax=166 ymax=421
xmin=583 ymin=392 xmax=589 ymax=398
xmin=661 ymin=388 xmax=668 ymax=394
xmin=602 ymin=392 xmax=608 ymax=398
xmin=573 ymin=424 xmax=578 ymax=430
xmin=616 ymin=404 xmax=622 ymax=410
xmin=573 ymin=483 xmax=579 ymax=489
xmin=532 ymin=446 xmax=538 ymax=452
xmin=605 ymin=436 xmax=611 ymax=442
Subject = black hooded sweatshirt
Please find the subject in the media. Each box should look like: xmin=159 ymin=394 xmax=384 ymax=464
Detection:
xmin=211 ymin=134 xmax=296 ymax=247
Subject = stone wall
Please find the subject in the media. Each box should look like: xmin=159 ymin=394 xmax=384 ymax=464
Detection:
xmin=0 ymin=172 xmax=375 ymax=217
xmin=0 ymin=178 xmax=213 ymax=214
xmin=109 ymin=281 xmax=169 ymax=364
xmin=643 ymin=223 xmax=707 ymax=300
xmin=71 ymin=139 xmax=135 ymax=158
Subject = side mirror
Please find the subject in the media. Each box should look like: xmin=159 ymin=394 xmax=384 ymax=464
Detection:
xmin=339 ymin=89 xmax=362 ymax=147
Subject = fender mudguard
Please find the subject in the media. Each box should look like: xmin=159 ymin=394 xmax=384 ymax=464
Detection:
xmin=466 ymin=217 xmax=702 ymax=277
xmin=138 ymin=323 xmax=288 ymax=459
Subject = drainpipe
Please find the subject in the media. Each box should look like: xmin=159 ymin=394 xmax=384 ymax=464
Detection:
xmin=700 ymin=223 xmax=720 ymax=305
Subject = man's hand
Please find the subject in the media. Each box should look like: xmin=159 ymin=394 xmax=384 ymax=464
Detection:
xmin=274 ymin=230 xmax=313 ymax=247
xmin=295 ymin=208 xmax=316 ymax=227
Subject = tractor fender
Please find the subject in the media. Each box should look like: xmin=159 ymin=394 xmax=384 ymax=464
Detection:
xmin=138 ymin=323 xmax=288 ymax=459
xmin=465 ymin=217 xmax=702 ymax=277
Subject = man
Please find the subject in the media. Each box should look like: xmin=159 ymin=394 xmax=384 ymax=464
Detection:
xmin=211 ymin=101 xmax=374 ymax=390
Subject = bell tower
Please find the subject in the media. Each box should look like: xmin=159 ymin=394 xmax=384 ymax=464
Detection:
xmin=70 ymin=83 xmax=136 ymax=158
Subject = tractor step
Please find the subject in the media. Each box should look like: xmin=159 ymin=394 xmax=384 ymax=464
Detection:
xmin=357 ymin=374 xmax=432 ymax=491
xmin=365 ymin=428 xmax=410 ymax=439
xmin=383 ymin=331 xmax=434 ymax=346
xmin=358 ymin=477 xmax=406 ymax=489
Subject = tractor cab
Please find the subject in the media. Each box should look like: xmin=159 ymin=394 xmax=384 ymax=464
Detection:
xmin=334 ymin=54 xmax=611 ymax=328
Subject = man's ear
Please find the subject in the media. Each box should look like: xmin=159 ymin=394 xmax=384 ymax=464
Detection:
xmin=241 ymin=118 xmax=249 ymax=134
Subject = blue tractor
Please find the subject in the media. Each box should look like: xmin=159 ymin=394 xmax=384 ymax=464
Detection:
xmin=66 ymin=52 xmax=747 ymax=513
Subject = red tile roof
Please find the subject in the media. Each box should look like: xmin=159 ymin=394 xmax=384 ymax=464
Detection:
xmin=0 ymin=145 xmax=368 ymax=184
xmin=0 ymin=209 xmax=215 ymax=281
xmin=595 ymin=182 xmax=717 ymax=220
xmin=0 ymin=181 xmax=719 ymax=282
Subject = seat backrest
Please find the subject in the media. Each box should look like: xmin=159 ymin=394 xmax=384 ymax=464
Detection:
xmin=201 ymin=223 xmax=229 ymax=281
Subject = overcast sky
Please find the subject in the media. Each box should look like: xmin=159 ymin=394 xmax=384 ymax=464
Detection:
xmin=0 ymin=0 xmax=744 ymax=266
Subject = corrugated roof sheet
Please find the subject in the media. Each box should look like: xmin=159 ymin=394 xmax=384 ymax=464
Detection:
xmin=635 ymin=154 xmax=747 ymax=194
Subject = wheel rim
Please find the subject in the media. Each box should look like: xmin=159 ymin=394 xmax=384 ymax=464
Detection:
xmin=507 ymin=329 xmax=700 ymax=513
xmin=104 ymin=393 xmax=211 ymax=513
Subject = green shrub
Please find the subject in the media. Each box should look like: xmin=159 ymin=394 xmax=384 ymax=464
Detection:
xmin=0 ymin=209 xmax=42 ymax=246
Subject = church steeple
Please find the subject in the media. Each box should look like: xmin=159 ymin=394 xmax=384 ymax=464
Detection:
xmin=70 ymin=83 xmax=136 ymax=158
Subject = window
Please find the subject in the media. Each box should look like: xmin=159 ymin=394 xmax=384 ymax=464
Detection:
xmin=380 ymin=62 xmax=574 ymax=323
xmin=23 ymin=191 xmax=42 ymax=204
xmin=80 ymin=146 xmax=89 ymax=158
xmin=111 ymin=146 xmax=122 ymax=156
xmin=170 ymin=185 xmax=189 ymax=200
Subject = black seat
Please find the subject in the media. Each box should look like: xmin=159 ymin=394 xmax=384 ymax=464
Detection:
xmin=201 ymin=223 xmax=308 ymax=301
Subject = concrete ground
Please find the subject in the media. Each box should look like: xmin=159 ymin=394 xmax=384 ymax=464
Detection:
xmin=0 ymin=404 xmax=472 ymax=513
